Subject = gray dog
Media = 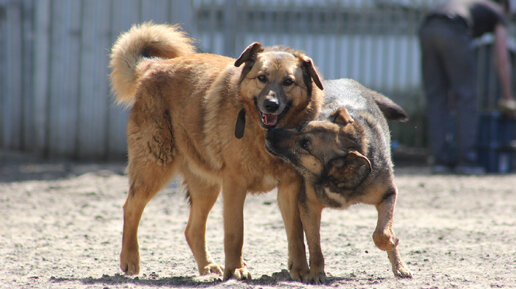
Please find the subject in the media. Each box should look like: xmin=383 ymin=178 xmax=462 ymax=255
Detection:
xmin=266 ymin=78 xmax=412 ymax=283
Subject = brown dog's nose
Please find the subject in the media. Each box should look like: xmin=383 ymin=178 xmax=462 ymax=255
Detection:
xmin=264 ymin=98 xmax=280 ymax=113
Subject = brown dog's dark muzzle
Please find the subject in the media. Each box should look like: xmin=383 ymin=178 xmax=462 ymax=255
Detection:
xmin=265 ymin=128 xmax=296 ymax=159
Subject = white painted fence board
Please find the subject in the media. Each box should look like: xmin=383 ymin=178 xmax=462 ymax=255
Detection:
xmin=169 ymin=1 xmax=195 ymax=34
xmin=106 ymin=0 xmax=141 ymax=159
xmin=77 ymin=0 xmax=111 ymax=159
xmin=2 ymin=0 xmax=23 ymax=149
xmin=47 ymin=0 xmax=81 ymax=158
xmin=32 ymin=0 xmax=50 ymax=156
xmin=0 ymin=0 xmax=6 ymax=148
xmin=141 ymin=0 xmax=169 ymax=23
xmin=21 ymin=0 xmax=34 ymax=150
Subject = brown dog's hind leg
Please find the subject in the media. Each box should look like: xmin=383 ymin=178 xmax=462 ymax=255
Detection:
xmin=373 ymin=186 xmax=412 ymax=278
xmin=120 ymin=159 xmax=175 ymax=275
xmin=183 ymin=171 xmax=223 ymax=276
xmin=277 ymin=175 xmax=310 ymax=282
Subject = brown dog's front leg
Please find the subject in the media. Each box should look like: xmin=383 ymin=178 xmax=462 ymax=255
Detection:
xmin=299 ymin=193 xmax=325 ymax=284
xmin=277 ymin=176 xmax=310 ymax=282
xmin=222 ymin=181 xmax=251 ymax=281
xmin=373 ymin=186 xmax=412 ymax=278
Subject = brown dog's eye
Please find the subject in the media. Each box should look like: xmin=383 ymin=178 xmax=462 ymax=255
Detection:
xmin=283 ymin=78 xmax=294 ymax=86
xmin=299 ymin=138 xmax=311 ymax=152
xmin=257 ymin=75 xmax=268 ymax=83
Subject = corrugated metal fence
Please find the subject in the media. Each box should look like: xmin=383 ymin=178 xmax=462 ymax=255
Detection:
xmin=1 ymin=0 xmax=514 ymax=160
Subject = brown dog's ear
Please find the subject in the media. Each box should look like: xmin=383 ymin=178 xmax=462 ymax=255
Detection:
xmin=330 ymin=107 xmax=354 ymax=126
xmin=234 ymin=42 xmax=264 ymax=67
xmin=328 ymin=150 xmax=371 ymax=189
xmin=298 ymin=54 xmax=324 ymax=90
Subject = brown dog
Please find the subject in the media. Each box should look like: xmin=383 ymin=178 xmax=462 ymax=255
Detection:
xmin=265 ymin=79 xmax=413 ymax=283
xmin=109 ymin=22 xmax=324 ymax=280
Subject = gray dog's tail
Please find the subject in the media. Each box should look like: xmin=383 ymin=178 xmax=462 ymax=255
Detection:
xmin=369 ymin=89 xmax=409 ymax=122
xmin=109 ymin=22 xmax=196 ymax=106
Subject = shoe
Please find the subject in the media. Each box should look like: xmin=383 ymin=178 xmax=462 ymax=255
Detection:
xmin=454 ymin=164 xmax=486 ymax=175
xmin=498 ymin=98 xmax=516 ymax=115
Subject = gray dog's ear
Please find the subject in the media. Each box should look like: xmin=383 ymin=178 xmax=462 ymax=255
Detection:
xmin=234 ymin=42 xmax=264 ymax=67
xmin=328 ymin=150 xmax=371 ymax=189
xmin=298 ymin=54 xmax=324 ymax=90
xmin=330 ymin=107 xmax=354 ymax=126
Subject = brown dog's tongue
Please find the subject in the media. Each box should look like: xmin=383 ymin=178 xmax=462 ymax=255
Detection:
xmin=263 ymin=114 xmax=278 ymax=126
xmin=235 ymin=109 xmax=246 ymax=139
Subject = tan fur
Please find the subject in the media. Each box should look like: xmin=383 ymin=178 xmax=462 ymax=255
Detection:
xmin=109 ymin=23 xmax=323 ymax=280
xmin=265 ymin=81 xmax=412 ymax=283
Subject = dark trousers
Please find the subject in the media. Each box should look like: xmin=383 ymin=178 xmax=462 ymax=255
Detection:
xmin=419 ymin=17 xmax=479 ymax=166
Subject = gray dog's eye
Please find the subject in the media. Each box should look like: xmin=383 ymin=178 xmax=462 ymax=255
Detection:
xmin=299 ymin=138 xmax=311 ymax=152
xmin=257 ymin=75 xmax=268 ymax=83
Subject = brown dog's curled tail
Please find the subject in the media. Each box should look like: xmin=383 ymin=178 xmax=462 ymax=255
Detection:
xmin=109 ymin=22 xmax=195 ymax=106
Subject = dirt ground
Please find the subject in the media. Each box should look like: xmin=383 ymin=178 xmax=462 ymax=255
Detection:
xmin=1 ymin=150 xmax=515 ymax=289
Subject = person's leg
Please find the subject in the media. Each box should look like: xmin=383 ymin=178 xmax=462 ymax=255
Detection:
xmin=440 ymin=26 xmax=484 ymax=173
xmin=419 ymin=22 xmax=454 ymax=169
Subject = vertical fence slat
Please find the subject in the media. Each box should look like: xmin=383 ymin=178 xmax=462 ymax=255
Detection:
xmin=21 ymin=0 xmax=34 ymax=151
xmin=141 ymin=0 xmax=168 ymax=23
xmin=223 ymin=0 xmax=236 ymax=57
xmin=32 ymin=0 xmax=50 ymax=156
xmin=170 ymin=0 xmax=195 ymax=34
xmin=47 ymin=0 xmax=81 ymax=158
xmin=77 ymin=0 xmax=111 ymax=159
xmin=106 ymin=0 xmax=141 ymax=159
xmin=0 ymin=0 xmax=6 ymax=148
xmin=2 ymin=0 xmax=23 ymax=149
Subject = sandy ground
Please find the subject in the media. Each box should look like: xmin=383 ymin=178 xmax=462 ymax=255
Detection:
xmin=1 ymin=150 xmax=515 ymax=289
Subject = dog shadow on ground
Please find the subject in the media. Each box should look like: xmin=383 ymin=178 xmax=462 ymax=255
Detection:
xmin=50 ymin=274 xmax=219 ymax=288
xmin=49 ymin=270 xmax=368 ymax=287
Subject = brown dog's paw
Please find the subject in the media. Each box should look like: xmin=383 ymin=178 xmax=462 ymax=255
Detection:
xmin=393 ymin=265 xmax=413 ymax=279
xmin=223 ymin=266 xmax=251 ymax=281
xmin=373 ymin=231 xmax=399 ymax=251
xmin=200 ymin=263 xmax=224 ymax=276
xmin=304 ymin=269 xmax=326 ymax=284
xmin=289 ymin=265 xmax=310 ymax=282
xmin=120 ymin=250 xmax=140 ymax=275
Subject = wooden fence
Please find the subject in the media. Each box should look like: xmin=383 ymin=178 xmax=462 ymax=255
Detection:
xmin=1 ymin=0 xmax=514 ymax=160
xmin=1 ymin=0 xmax=194 ymax=160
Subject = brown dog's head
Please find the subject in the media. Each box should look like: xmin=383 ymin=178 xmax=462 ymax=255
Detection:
xmin=234 ymin=42 xmax=323 ymax=136
xmin=265 ymin=108 xmax=371 ymax=191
